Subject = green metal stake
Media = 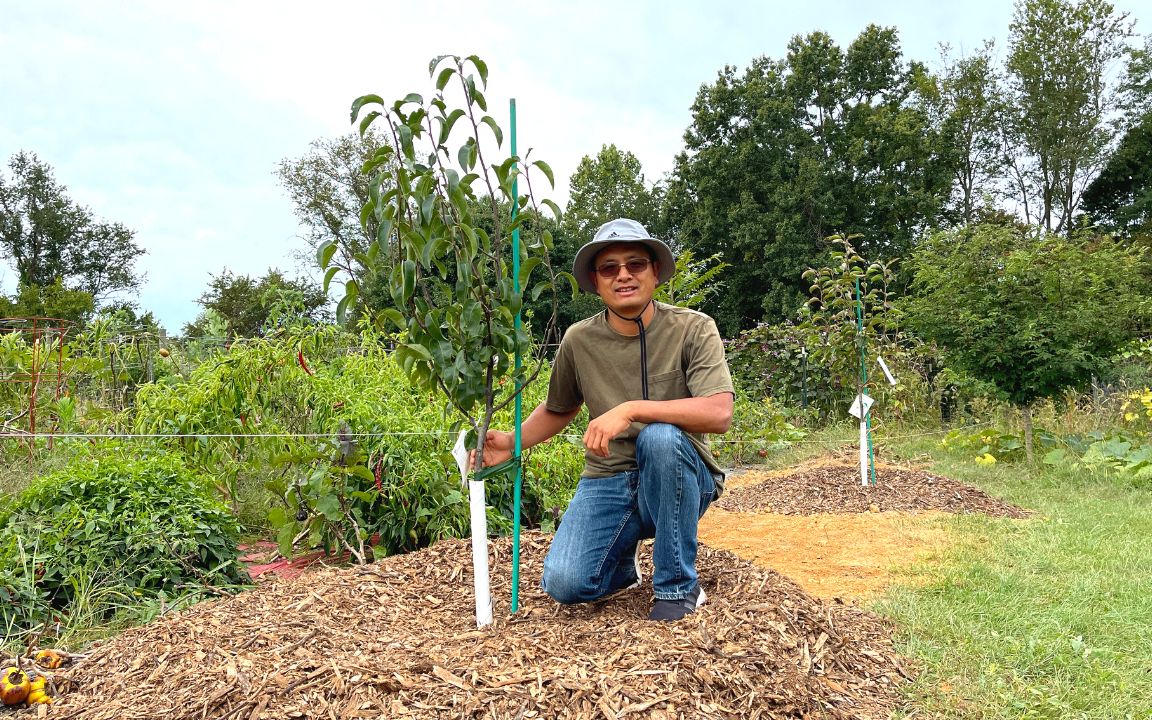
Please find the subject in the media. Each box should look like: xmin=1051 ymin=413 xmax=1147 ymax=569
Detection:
xmin=510 ymin=98 xmax=524 ymax=612
xmin=855 ymin=277 xmax=877 ymax=485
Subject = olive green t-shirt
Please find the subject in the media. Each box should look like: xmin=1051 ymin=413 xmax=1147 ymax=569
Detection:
xmin=547 ymin=301 xmax=735 ymax=495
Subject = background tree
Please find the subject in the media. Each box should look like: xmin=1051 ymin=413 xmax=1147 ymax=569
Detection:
xmin=934 ymin=42 xmax=1008 ymax=225
xmin=277 ymin=129 xmax=393 ymax=318
xmin=183 ymin=269 xmax=329 ymax=338
xmin=1083 ymin=37 xmax=1152 ymax=237
xmin=901 ymin=223 xmax=1151 ymax=461
xmin=1004 ymin=0 xmax=1136 ymax=234
xmin=0 ymin=280 xmax=94 ymax=325
xmin=0 ymin=151 xmax=145 ymax=310
xmin=669 ymin=26 xmax=953 ymax=334
xmin=1082 ymin=110 xmax=1152 ymax=236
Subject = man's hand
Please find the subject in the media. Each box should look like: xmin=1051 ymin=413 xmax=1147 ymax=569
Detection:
xmin=583 ymin=402 xmax=634 ymax=458
xmin=469 ymin=429 xmax=515 ymax=470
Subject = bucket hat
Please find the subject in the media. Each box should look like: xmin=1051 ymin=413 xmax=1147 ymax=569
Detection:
xmin=572 ymin=219 xmax=675 ymax=294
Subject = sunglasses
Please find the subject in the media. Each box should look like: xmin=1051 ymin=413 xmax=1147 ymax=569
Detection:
xmin=594 ymin=258 xmax=652 ymax=279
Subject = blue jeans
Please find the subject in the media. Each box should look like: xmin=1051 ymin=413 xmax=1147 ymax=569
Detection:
xmin=541 ymin=423 xmax=716 ymax=602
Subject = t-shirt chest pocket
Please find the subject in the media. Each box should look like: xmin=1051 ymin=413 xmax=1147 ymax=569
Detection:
xmin=647 ymin=369 xmax=689 ymax=401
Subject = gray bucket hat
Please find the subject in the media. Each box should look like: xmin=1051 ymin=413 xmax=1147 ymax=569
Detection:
xmin=573 ymin=218 xmax=675 ymax=294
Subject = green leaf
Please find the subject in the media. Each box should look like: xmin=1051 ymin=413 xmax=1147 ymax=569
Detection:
xmin=458 ymin=139 xmax=476 ymax=171
xmin=397 ymin=92 xmax=423 ymax=109
xmin=350 ymin=94 xmax=385 ymax=123
xmin=480 ymin=115 xmax=504 ymax=147
xmin=428 ymin=54 xmax=452 ymax=76
xmin=403 ymin=342 xmax=434 ymax=362
xmin=438 ymin=108 xmax=466 ymax=145
xmin=532 ymin=159 xmax=555 ymax=188
xmin=467 ymin=55 xmax=488 ymax=87
xmin=398 ymin=125 xmax=414 ymax=159
xmin=435 ymin=66 xmax=455 ymax=91
xmin=518 ymin=256 xmax=542 ymax=291
xmin=335 ymin=295 xmax=352 ymax=326
xmin=322 ymin=266 xmax=340 ymax=294
xmin=401 ymin=259 xmax=417 ymax=303
xmin=541 ymin=198 xmax=562 ymax=220
xmin=357 ymin=110 xmax=382 ymax=138
xmin=316 ymin=241 xmax=338 ymax=269
xmin=377 ymin=308 xmax=406 ymax=330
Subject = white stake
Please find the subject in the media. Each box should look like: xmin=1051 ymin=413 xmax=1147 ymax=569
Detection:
xmin=468 ymin=477 xmax=493 ymax=626
xmin=848 ymin=393 xmax=873 ymax=487
xmin=453 ymin=430 xmax=492 ymax=627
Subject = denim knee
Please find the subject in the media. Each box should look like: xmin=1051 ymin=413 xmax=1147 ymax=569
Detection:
xmin=636 ymin=422 xmax=682 ymax=457
xmin=541 ymin=563 xmax=592 ymax=605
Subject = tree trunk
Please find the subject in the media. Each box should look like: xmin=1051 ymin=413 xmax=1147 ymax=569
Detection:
xmin=1021 ymin=403 xmax=1034 ymax=464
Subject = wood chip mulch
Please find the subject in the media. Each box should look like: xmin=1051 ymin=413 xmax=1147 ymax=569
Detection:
xmin=717 ymin=464 xmax=1029 ymax=518
xmin=45 ymin=532 xmax=911 ymax=719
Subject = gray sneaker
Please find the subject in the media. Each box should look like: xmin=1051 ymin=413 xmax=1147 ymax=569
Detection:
xmin=624 ymin=542 xmax=642 ymax=589
xmin=648 ymin=584 xmax=706 ymax=622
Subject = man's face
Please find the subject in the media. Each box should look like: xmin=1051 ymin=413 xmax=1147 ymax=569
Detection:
xmin=591 ymin=243 xmax=659 ymax=317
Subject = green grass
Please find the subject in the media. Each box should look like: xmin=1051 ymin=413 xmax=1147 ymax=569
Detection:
xmin=878 ymin=434 xmax=1152 ymax=719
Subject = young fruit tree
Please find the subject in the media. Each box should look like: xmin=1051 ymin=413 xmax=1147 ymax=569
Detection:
xmin=323 ymin=55 xmax=568 ymax=624
xmin=901 ymin=223 xmax=1152 ymax=462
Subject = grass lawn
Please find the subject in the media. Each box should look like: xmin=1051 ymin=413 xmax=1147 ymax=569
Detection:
xmin=878 ymin=434 xmax=1152 ymax=719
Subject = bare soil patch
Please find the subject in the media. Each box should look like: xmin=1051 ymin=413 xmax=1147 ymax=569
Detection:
xmin=49 ymin=533 xmax=909 ymax=720
xmin=717 ymin=462 xmax=1029 ymax=518
xmin=699 ymin=509 xmax=955 ymax=602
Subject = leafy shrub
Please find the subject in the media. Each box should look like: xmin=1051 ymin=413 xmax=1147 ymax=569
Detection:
xmin=133 ymin=326 xmax=584 ymax=561
xmin=941 ymin=427 xmax=1029 ymax=463
xmin=713 ymin=395 xmax=807 ymax=467
xmin=0 ymin=448 xmax=247 ymax=636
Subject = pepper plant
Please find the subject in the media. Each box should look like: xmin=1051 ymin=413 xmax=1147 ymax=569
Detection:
xmin=326 ymin=55 xmax=567 ymax=468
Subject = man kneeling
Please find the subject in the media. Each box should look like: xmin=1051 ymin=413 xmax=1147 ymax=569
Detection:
xmin=476 ymin=219 xmax=734 ymax=621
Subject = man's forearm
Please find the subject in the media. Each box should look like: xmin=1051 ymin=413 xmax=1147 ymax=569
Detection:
xmin=518 ymin=403 xmax=581 ymax=449
xmin=618 ymin=393 xmax=734 ymax=434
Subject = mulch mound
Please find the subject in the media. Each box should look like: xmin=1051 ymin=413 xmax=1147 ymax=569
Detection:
xmin=717 ymin=463 xmax=1029 ymax=518
xmin=47 ymin=533 xmax=911 ymax=719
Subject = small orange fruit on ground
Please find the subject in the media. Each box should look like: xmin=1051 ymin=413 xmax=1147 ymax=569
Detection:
xmin=0 ymin=667 xmax=31 ymax=706
xmin=34 ymin=649 xmax=65 ymax=669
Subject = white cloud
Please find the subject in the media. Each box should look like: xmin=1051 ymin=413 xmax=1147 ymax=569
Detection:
xmin=1 ymin=0 xmax=1144 ymax=331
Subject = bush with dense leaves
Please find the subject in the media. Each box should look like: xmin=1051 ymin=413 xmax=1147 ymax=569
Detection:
xmin=0 ymin=449 xmax=247 ymax=635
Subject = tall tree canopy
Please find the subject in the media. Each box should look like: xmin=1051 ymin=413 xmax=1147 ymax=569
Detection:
xmin=1004 ymin=0 xmax=1136 ymax=234
xmin=668 ymin=25 xmax=952 ymax=334
xmin=934 ymin=42 xmax=1007 ymax=225
xmin=276 ymin=130 xmax=393 ymax=317
xmin=0 ymin=151 xmax=145 ymax=311
xmin=1082 ymin=110 xmax=1152 ymax=236
xmin=562 ymin=144 xmax=660 ymax=242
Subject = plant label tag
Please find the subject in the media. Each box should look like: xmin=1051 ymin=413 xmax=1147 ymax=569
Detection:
xmin=877 ymin=356 xmax=898 ymax=386
xmin=848 ymin=393 xmax=874 ymax=420
xmin=451 ymin=429 xmax=470 ymax=486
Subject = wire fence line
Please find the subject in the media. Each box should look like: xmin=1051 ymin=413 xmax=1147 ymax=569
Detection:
xmin=0 ymin=424 xmax=989 ymax=444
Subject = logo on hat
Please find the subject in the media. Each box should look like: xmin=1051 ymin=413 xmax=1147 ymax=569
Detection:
xmin=608 ymin=231 xmax=619 ymax=238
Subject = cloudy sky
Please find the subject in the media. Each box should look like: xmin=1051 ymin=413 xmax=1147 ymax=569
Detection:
xmin=1 ymin=1 xmax=1144 ymax=333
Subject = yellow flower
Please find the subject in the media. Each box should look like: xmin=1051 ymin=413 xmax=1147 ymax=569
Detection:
xmin=975 ymin=453 xmax=997 ymax=465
